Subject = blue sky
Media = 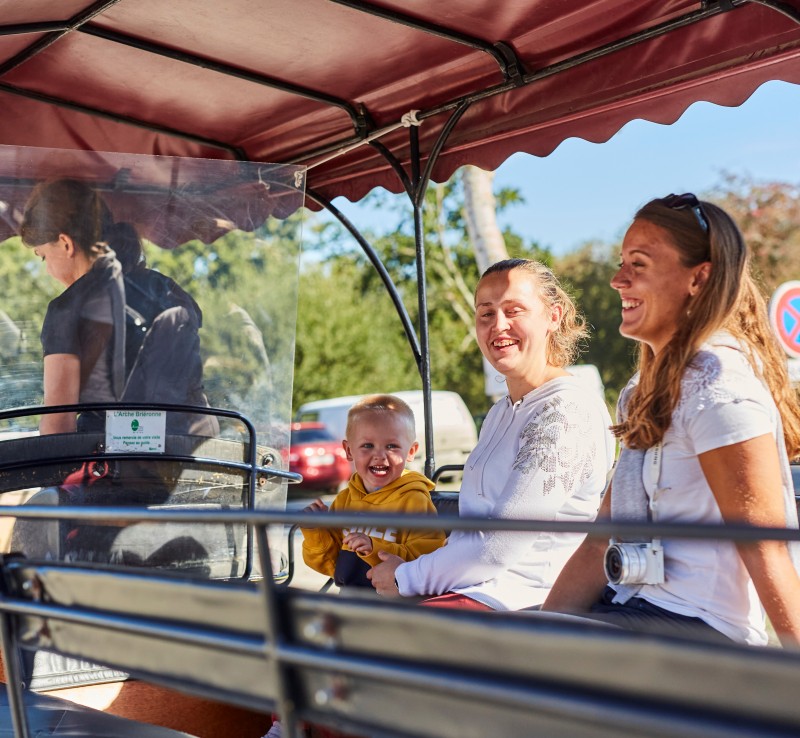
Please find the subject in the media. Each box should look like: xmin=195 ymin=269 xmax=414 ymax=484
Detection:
xmin=330 ymin=80 xmax=800 ymax=257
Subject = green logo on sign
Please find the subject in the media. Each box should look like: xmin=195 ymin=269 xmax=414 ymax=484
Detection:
xmin=131 ymin=419 xmax=140 ymax=431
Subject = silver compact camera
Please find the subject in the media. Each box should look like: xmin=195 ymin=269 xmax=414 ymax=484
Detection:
xmin=603 ymin=539 xmax=665 ymax=585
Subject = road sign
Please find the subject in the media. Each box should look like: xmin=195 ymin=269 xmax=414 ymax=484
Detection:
xmin=769 ymin=281 xmax=800 ymax=359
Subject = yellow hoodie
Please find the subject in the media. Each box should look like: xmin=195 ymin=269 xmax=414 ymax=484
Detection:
xmin=301 ymin=469 xmax=446 ymax=580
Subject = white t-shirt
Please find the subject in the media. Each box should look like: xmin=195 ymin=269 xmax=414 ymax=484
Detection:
xmin=396 ymin=375 xmax=616 ymax=610
xmin=613 ymin=335 xmax=799 ymax=644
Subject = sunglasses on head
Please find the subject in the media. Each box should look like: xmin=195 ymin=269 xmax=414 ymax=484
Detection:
xmin=660 ymin=193 xmax=710 ymax=235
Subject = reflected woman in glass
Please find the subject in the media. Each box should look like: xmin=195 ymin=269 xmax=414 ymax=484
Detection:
xmin=20 ymin=179 xmax=126 ymax=435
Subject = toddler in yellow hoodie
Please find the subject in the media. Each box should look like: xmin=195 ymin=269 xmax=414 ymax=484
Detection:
xmin=301 ymin=394 xmax=445 ymax=588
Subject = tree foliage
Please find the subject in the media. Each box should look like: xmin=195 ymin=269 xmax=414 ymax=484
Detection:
xmin=0 ymin=237 xmax=57 ymax=426
xmin=552 ymin=174 xmax=800 ymax=406
xmin=295 ymin=173 xmax=800 ymax=418
xmin=3 ymin=173 xmax=798 ymax=435
xmin=554 ymin=242 xmax=637 ymax=406
xmin=146 ymin=216 xmax=303 ymax=434
xmin=293 ymin=177 xmax=550 ymax=418
xmin=708 ymin=174 xmax=800 ymax=295
xmin=0 ymin=215 xmax=304 ymax=438
xmin=293 ymin=255 xmax=419 ymax=406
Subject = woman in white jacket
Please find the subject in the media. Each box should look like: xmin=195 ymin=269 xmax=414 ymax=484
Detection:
xmin=369 ymin=258 xmax=616 ymax=610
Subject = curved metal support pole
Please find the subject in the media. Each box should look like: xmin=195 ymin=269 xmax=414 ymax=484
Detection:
xmin=369 ymin=139 xmax=413 ymax=197
xmin=415 ymin=100 xmax=472 ymax=209
xmin=309 ymin=102 xmax=474 ymax=479
xmin=305 ymin=187 xmax=422 ymax=368
xmin=408 ymin=101 xmax=474 ymax=478
xmin=408 ymin=126 xmax=435 ymax=478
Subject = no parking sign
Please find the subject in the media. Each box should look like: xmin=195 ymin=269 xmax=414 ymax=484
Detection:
xmin=769 ymin=281 xmax=800 ymax=359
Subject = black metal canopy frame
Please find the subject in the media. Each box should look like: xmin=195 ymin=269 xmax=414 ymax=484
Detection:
xmin=308 ymin=1 xmax=800 ymax=476
xmin=4 ymin=1 xmax=795 ymax=161
xmin=2 ymin=1 xmax=800 ymax=475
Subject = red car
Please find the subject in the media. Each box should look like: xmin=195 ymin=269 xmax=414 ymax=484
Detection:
xmin=288 ymin=421 xmax=352 ymax=493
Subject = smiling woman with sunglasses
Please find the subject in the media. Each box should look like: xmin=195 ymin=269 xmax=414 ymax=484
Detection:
xmin=544 ymin=193 xmax=800 ymax=647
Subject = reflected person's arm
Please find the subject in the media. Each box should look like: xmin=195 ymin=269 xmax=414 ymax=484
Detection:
xmin=699 ymin=435 xmax=800 ymax=648
xmin=541 ymin=485 xmax=611 ymax=614
xmin=40 ymin=353 xmax=80 ymax=434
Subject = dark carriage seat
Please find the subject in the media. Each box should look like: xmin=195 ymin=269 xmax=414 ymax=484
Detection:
xmin=430 ymin=489 xmax=459 ymax=519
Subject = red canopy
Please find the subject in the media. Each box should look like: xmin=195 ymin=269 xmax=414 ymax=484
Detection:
xmin=1 ymin=0 xmax=799 ymax=206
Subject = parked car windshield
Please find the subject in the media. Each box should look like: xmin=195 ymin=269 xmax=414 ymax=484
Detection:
xmin=292 ymin=427 xmax=336 ymax=444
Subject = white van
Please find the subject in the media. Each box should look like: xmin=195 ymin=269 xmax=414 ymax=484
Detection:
xmin=483 ymin=360 xmax=607 ymax=405
xmin=564 ymin=364 xmax=607 ymax=403
xmin=295 ymin=390 xmax=478 ymax=486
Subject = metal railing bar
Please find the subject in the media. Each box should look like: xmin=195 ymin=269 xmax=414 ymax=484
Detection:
xmin=0 ymin=401 xmax=301 ymax=479
xmin=1 ymin=505 xmax=799 ymax=544
xmin=0 ymin=452 xmax=298 ymax=482
xmin=0 ymin=400 xmax=246 ymax=421
xmin=0 ymin=597 xmax=265 ymax=655
xmin=431 ymin=465 xmax=464 ymax=483
xmin=281 ymin=642 xmax=797 ymax=738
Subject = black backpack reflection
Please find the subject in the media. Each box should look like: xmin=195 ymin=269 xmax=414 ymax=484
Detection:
xmin=122 ymin=267 xmax=218 ymax=437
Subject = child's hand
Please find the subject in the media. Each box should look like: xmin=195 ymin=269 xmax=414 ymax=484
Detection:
xmin=344 ymin=531 xmax=373 ymax=555
xmin=303 ymin=498 xmax=329 ymax=513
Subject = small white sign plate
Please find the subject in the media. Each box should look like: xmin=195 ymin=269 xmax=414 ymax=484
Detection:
xmin=106 ymin=410 xmax=167 ymax=453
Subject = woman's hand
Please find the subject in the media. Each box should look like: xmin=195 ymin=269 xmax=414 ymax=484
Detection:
xmin=344 ymin=531 xmax=373 ymax=555
xmin=367 ymin=551 xmax=404 ymax=596
xmin=542 ymin=484 xmax=612 ymax=613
